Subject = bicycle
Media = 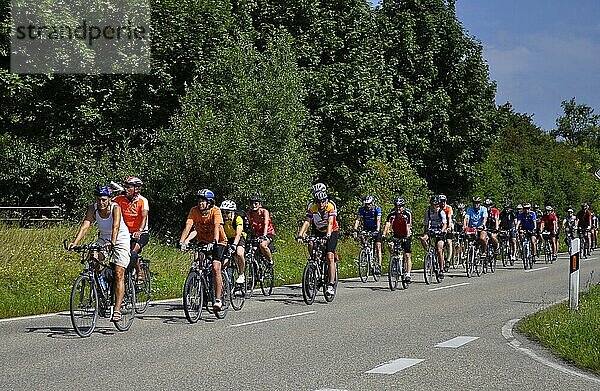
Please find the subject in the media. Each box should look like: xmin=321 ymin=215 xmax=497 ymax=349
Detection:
xmin=243 ymin=236 xmax=274 ymax=298
xmin=223 ymin=247 xmax=246 ymax=311
xmin=423 ymin=229 xmax=443 ymax=284
xmin=65 ymin=241 xmax=136 ymax=337
xmin=498 ymin=230 xmax=514 ymax=267
xmin=451 ymin=230 xmax=466 ymax=269
xmin=483 ymin=230 xmax=497 ymax=274
xmin=463 ymin=227 xmax=483 ymax=277
xmin=182 ymin=242 xmax=230 ymax=323
xmin=578 ymin=227 xmax=591 ymax=259
xmin=301 ymin=236 xmax=338 ymax=305
xmin=519 ymin=230 xmax=535 ymax=270
xmin=356 ymin=231 xmax=381 ymax=282
xmin=385 ymin=237 xmax=409 ymax=291
xmin=541 ymin=231 xmax=554 ymax=264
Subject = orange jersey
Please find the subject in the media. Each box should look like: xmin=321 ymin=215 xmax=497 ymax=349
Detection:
xmin=114 ymin=194 xmax=149 ymax=233
xmin=187 ymin=206 xmax=227 ymax=244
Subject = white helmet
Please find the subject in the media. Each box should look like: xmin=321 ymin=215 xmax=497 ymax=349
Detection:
xmin=312 ymin=183 xmax=326 ymax=194
xmin=220 ymin=200 xmax=237 ymax=211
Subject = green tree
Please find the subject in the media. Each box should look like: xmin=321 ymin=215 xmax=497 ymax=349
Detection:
xmin=552 ymin=97 xmax=600 ymax=147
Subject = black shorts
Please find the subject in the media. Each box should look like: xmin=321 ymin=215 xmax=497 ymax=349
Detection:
xmin=313 ymin=230 xmax=339 ymax=254
xmin=365 ymin=228 xmax=382 ymax=243
xmin=131 ymin=232 xmax=149 ymax=251
xmin=392 ymin=236 xmax=412 ymax=254
xmin=227 ymin=236 xmax=246 ymax=248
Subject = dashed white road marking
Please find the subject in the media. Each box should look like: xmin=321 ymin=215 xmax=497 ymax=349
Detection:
xmin=502 ymin=318 xmax=600 ymax=384
xmin=229 ymin=311 xmax=316 ymax=328
xmin=366 ymin=358 xmax=424 ymax=374
xmin=525 ymin=266 xmax=549 ymax=273
xmin=428 ymin=282 xmax=470 ymax=292
xmin=435 ymin=336 xmax=479 ymax=348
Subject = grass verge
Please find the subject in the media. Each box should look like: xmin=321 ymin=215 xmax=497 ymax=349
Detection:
xmin=518 ymin=284 xmax=600 ymax=376
xmin=0 ymin=225 xmax=428 ymax=318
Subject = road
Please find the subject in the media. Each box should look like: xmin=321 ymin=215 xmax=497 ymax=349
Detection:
xmin=1 ymin=252 xmax=600 ymax=390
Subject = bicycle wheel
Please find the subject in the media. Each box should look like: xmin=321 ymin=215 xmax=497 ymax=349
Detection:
xmin=473 ymin=248 xmax=481 ymax=277
xmin=452 ymin=242 xmax=461 ymax=269
xmin=544 ymin=241 xmax=550 ymax=264
xmin=115 ymin=273 xmax=136 ymax=332
xmin=488 ymin=246 xmax=496 ymax=273
xmin=522 ymin=241 xmax=530 ymax=270
xmin=70 ymin=274 xmax=99 ymax=337
xmin=388 ymin=255 xmax=400 ymax=291
xmin=244 ymin=259 xmax=256 ymax=299
xmin=230 ymin=266 xmax=246 ymax=311
xmin=182 ymin=271 xmax=204 ymax=323
xmin=135 ymin=262 xmax=151 ymax=314
xmin=302 ymin=263 xmax=318 ymax=305
xmin=423 ymin=252 xmax=433 ymax=285
xmin=260 ymin=260 xmax=274 ymax=296
xmin=358 ymin=248 xmax=369 ymax=283
xmin=214 ymin=270 xmax=229 ymax=319
xmin=323 ymin=262 xmax=338 ymax=303
xmin=465 ymin=245 xmax=474 ymax=278
xmin=433 ymin=255 xmax=442 ymax=283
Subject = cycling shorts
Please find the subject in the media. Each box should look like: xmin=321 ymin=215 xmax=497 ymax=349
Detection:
xmin=227 ymin=236 xmax=246 ymax=249
xmin=131 ymin=232 xmax=150 ymax=251
xmin=365 ymin=227 xmax=382 ymax=243
xmin=313 ymin=230 xmax=339 ymax=254
xmin=391 ymin=236 xmax=412 ymax=254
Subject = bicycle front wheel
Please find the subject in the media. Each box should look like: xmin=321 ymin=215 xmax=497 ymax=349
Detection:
xmin=230 ymin=266 xmax=246 ymax=311
xmin=323 ymin=262 xmax=338 ymax=303
xmin=70 ymin=274 xmax=99 ymax=337
xmin=115 ymin=273 xmax=136 ymax=332
xmin=302 ymin=263 xmax=318 ymax=305
xmin=423 ymin=252 xmax=433 ymax=285
xmin=466 ymin=245 xmax=474 ymax=278
xmin=135 ymin=262 xmax=151 ymax=314
xmin=358 ymin=248 xmax=369 ymax=283
xmin=183 ymin=271 xmax=204 ymax=323
xmin=260 ymin=261 xmax=274 ymax=296
xmin=388 ymin=255 xmax=400 ymax=291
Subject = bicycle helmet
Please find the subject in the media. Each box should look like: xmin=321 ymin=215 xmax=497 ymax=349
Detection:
xmin=522 ymin=202 xmax=531 ymax=209
xmin=545 ymin=205 xmax=553 ymax=211
xmin=517 ymin=204 xmax=523 ymax=209
xmin=567 ymin=208 xmax=574 ymax=213
xmin=94 ymin=185 xmax=112 ymax=197
xmin=197 ymin=189 xmax=215 ymax=200
xmin=582 ymin=202 xmax=589 ymax=208
xmin=124 ymin=176 xmax=143 ymax=186
xmin=250 ymin=195 xmax=262 ymax=203
xmin=394 ymin=197 xmax=405 ymax=207
xmin=430 ymin=195 xmax=440 ymax=204
xmin=472 ymin=196 xmax=481 ymax=203
xmin=503 ymin=202 xmax=511 ymax=209
xmin=484 ymin=198 xmax=493 ymax=206
xmin=363 ymin=195 xmax=375 ymax=205
xmin=533 ymin=204 xmax=540 ymax=210
xmin=314 ymin=191 xmax=328 ymax=202
xmin=220 ymin=200 xmax=236 ymax=211
xmin=439 ymin=194 xmax=447 ymax=202
xmin=312 ymin=183 xmax=326 ymax=194
xmin=457 ymin=203 xmax=466 ymax=210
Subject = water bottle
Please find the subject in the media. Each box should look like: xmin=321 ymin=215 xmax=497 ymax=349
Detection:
xmin=98 ymin=274 xmax=108 ymax=292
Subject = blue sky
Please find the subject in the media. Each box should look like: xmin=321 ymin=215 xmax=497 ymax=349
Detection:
xmin=372 ymin=1 xmax=600 ymax=131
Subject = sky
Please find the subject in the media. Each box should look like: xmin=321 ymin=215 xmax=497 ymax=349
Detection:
xmin=372 ymin=1 xmax=600 ymax=131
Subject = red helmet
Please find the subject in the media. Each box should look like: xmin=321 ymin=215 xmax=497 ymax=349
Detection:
xmin=124 ymin=176 xmax=143 ymax=187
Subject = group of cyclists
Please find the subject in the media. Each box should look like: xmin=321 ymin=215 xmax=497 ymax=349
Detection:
xmin=69 ymin=177 xmax=597 ymax=322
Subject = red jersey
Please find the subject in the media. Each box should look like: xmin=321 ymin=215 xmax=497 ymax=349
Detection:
xmin=540 ymin=213 xmax=557 ymax=232
xmin=387 ymin=210 xmax=412 ymax=237
xmin=248 ymin=207 xmax=275 ymax=236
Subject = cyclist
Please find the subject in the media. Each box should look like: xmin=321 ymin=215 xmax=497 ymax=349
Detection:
xmin=179 ymin=189 xmax=228 ymax=311
xmin=463 ymin=196 xmax=488 ymax=255
xmin=453 ymin=202 xmax=467 ymax=262
xmin=352 ymin=195 xmax=382 ymax=275
xmin=562 ymin=208 xmax=577 ymax=249
xmin=69 ymin=185 xmax=131 ymax=322
xmin=439 ymin=194 xmax=453 ymax=271
xmin=247 ymin=195 xmax=275 ymax=266
xmin=484 ymin=199 xmax=500 ymax=255
xmin=539 ymin=205 xmax=558 ymax=261
xmin=533 ymin=204 xmax=543 ymax=248
xmin=576 ymin=202 xmax=593 ymax=256
xmin=382 ymin=197 xmax=413 ymax=283
xmin=113 ymin=176 xmax=149 ymax=285
xmin=515 ymin=202 xmax=538 ymax=258
xmin=220 ymin=200 xmax=246 ymax=284
xmin=420 ymin=195 xmax=447 ymax=280
xmin=296 ymin=190 xmax=339 ymax=295
xmin=499 ymin=202 xmax=518 ymax=261
xmin=591 ymin=211 xmax=598 ymax=250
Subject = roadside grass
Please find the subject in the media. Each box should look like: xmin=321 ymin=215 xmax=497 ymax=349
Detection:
xmin=0 ymin=225 xmax=427 ymax=318
xmin=518 ymin=283 xmax=600 ymax=376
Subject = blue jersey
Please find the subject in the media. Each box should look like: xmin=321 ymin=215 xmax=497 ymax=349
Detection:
xmin=465 ymin=206 xmax=488 ymax=228
xmin=517 ymin=211 xmax=537 ymax=231
xmin=357 ymin=206 xmax=382 ymax=229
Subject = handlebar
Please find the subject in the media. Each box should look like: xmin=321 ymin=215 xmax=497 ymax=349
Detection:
xmin=181 ymin=242 xmax=214 ymax=252
xmin=63 ymin=239 xmax=106 ymax=253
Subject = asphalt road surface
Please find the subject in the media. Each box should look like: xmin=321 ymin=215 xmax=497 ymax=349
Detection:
xmin=2 ymin=252 xmax=600 ymax=390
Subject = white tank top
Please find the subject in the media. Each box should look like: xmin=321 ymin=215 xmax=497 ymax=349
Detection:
xmin=95 ymin=202 xmax=130 ymax=245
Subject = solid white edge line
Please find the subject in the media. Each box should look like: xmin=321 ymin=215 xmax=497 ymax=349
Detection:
xmin=0 ymin=311 xmax=70 ymax=323
xmin=502 ymin=303 xmax=600 ymax=384
xmin=428 ymin=282 xmax=470 ymax=292
xmin=524 ymin=266 xmax=549 ymax=273
xmin=229 ymin=311 xmax=316 ymax=328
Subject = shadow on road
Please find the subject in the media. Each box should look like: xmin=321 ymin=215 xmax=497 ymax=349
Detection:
xmin=25 ymin=325 xmax=115 ymax=339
